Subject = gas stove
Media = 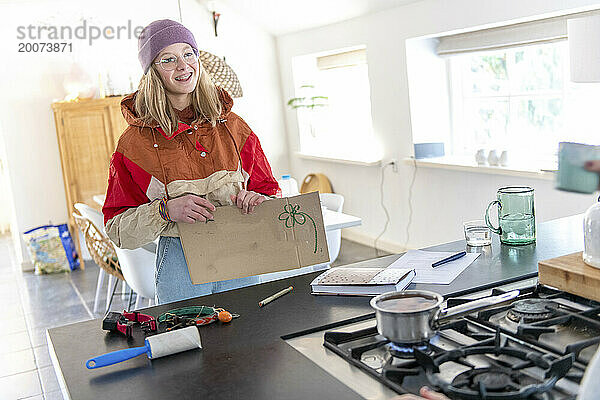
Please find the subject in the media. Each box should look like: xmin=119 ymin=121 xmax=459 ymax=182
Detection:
xmin=286 ymin=278 xmax=600 ymax=399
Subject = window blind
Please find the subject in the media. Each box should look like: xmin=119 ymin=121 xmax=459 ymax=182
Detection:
xmin=436 ymin=9 xmax=600 ymax=56
xmin=316 ymin=48 xmax=366 ymax=70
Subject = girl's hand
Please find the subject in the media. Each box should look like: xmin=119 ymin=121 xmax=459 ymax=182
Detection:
xmin=585 ymin=160 xmax=600 ymax=173
xmin=394 ymin=387 xmax=449 ymax=400
xmin=230 ymin=189 xmax=267 ymax=214
xmin=584 ymin=160 xmax=600 ymax=189
xmin=166 ymin=194 xmax=216 ymax=223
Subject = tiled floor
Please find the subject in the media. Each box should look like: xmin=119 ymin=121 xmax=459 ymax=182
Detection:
xmin=0 ymin=235 xmax=386 ymax=399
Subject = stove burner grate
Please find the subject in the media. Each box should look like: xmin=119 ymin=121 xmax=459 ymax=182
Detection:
xmin=506 ymin=299 xmax=556 ymax=323
xmin=453 ymin=368 xmax=520 ymax=392
xmin=415 ymin=331 xmax=575 ymax=400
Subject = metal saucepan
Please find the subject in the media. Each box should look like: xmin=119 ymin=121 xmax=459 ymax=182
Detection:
xmin=370 ymin=289 xmax=519 ymax=343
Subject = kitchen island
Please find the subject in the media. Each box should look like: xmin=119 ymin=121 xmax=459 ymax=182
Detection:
xmin=47 ymin=215 xmax=584 ymax=399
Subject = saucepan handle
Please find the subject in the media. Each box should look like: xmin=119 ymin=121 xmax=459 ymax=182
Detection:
xmin=435 ymin=290 xmax=519 ymax=326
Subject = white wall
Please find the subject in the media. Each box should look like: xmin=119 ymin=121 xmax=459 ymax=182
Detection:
xmin=277 ymin=0 xmax=600 ymax=251
xmin=178 ymin=1 xmax=288 ymax=171
xmin=0 ymin=0 xmax=287 ymax=263
xmin=406 ymin=38 xmax=451 ymax=146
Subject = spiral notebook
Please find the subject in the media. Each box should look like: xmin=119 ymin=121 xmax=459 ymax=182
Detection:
xmin=310 ymin=267 xmax=415 ymax=296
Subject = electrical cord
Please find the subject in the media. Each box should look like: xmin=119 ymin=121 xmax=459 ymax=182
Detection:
xmin=374 ymin=162 xmax=393 ymax=257
xmin=404 ymin=157 xmax=418 ymax=250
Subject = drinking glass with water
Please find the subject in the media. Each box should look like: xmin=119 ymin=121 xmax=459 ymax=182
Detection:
xmin=485 ymin=186 xmax=536 ymax=245
xmin=463 ymin=220 xmax=492 ymax=246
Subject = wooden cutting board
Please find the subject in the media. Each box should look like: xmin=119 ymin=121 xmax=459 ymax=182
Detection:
xmin=538 ymin=252 xmax=600 ymax=301
xmin=300 ymin=173 xmax=332 ymax=194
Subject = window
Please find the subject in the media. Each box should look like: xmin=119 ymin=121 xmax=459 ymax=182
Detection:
xmin=448 ymin=40 xmax=600 ymax=169
xmin=449 ymin=42 xmax=566 ymax=167
xmin=406 ymin=11 xmax=600 ymax=171
xmin=290 ymin=47 xmax=380 ymax=163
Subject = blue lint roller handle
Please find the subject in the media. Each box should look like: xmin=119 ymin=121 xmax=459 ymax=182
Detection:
xmin=85 ymin=326 xmax=202 ymax=369
xmin=86 ymin=343 xmax=150 ymax=369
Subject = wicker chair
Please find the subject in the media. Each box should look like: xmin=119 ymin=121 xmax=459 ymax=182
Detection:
xmin=73 ymin=211 xmax=124 ymax=311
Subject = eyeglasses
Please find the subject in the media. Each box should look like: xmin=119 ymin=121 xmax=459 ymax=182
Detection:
xmin=154 ymin=50 xmax=198 ymax=71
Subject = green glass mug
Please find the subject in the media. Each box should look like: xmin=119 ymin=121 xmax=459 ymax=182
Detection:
xmin=485 ymin=186 xmax=536 ymax=245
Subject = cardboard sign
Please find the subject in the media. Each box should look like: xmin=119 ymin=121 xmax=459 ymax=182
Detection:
xmin=177 ymin=191 xmax=329 ymax=285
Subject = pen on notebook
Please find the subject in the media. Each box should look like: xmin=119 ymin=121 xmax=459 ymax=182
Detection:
xmin=259 ymin=286 xmax=293 ymax=307
xmin=432 ymin=251 xmax=467 ymax=268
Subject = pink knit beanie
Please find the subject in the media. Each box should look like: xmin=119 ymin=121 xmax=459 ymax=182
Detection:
xmin=138 ymin=19 xmax=199 ymax=73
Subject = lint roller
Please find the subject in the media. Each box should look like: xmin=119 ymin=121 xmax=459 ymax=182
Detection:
xmin=86 ymin=326 xmax=201 ymax=369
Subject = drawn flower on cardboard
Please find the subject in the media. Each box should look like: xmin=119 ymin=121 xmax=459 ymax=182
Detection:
xmin=278 ymin=204 xmax=318 ymax=253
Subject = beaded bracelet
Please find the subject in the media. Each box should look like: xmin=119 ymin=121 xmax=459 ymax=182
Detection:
xmin=158 ymin=197 xmax=173 ymax=222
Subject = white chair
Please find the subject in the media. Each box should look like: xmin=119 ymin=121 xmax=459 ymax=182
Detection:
xmin=112 ymin=246 xmax=156 ymax=309
xmin=72 ymin=207 xmax=124 ymax=314
xmin=74 ymin=203 xmax=139 ymax=312
xmin=320 ymin=193 xmax=344 ymax=212
xmin=319 ymin=193 xmax=345 ymax=267
xmin=74 ymin=203 xmax=124 ymax=313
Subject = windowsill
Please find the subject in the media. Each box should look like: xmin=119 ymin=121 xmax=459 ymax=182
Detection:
xmin=403 ymin=156 xmax=556 ymax=181
xmin=296 ymin=152 xmax=382 ymax=166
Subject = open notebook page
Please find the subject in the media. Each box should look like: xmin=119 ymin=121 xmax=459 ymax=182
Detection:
xmin=387 ymin=250 xmax=480 ymax=284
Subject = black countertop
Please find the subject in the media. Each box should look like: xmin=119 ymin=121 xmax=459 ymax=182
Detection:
xmin=48 ymin=215 xmax=584 ymax=399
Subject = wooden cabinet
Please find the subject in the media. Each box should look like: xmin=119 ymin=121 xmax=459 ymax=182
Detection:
xmin=52 ymin=96 xmax=127 ymax=261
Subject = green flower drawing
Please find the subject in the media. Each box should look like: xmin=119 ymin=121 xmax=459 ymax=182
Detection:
xmin=278 ymin=203 xmax=318 ymax=253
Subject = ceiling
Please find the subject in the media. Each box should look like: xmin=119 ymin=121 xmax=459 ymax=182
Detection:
xmin=218 ymin=0 xmax=422 ymax=36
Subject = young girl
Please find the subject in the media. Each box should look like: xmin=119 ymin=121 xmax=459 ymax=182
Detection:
xmin=102 ymin=19 xmax=279 ymax=304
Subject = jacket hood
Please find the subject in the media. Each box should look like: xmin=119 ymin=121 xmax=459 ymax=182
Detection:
xmin=120 ymin=87 xmax=234 ymax=128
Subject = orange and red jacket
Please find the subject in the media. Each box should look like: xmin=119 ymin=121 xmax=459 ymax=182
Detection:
xmin=102 ymin=89 xmax=279 ymax=249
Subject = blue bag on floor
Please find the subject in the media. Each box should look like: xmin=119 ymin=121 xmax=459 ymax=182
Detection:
xmin=23 ymin=224 xmax=80 ymax=274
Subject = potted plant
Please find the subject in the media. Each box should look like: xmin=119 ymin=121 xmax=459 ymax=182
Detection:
xmin=287 ymin=85 xmax=328 ymax=137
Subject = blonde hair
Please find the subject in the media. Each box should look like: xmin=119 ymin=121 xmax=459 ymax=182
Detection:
xmin=134 ymin=62 xmax=222 ymax=135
